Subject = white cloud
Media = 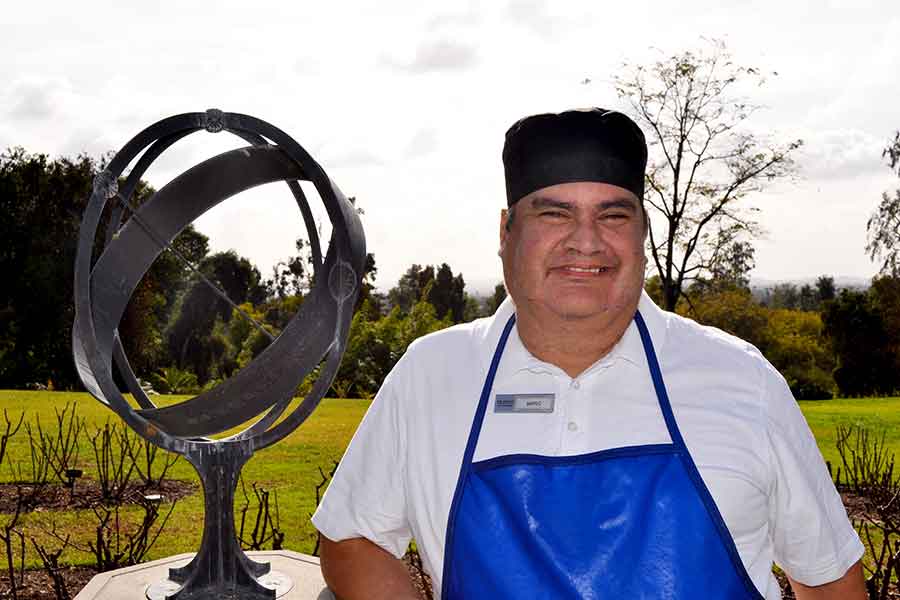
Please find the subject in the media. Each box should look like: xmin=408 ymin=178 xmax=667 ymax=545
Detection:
xmin=426 ymin=8 xmax=482 ymax=31
xmin=404 ymin=128 xmax=439 ymax=157
xmin=380 ymin=39 xmax=479 ymax=73
xmin=322 ymin=148 xmax=385 ymax=169
xmin=797 ymin=128 xmax=891 ymax=181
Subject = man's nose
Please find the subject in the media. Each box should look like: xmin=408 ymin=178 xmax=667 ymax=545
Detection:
xmin=564 ymin=216 xmax=607 ymax=255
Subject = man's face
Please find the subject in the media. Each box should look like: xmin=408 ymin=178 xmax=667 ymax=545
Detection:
xmin=500 ymin=181 xmax=646 ymax=324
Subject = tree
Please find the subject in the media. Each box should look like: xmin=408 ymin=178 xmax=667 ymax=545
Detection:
xmin=866 ymin=130 xmax=900 ymax=276
xmin=822 ymin=289 xmax=898 ymax=397
xmin=686 ymin=287 xmax=771 ymax=354
xmin=486 ymin=283 xmax=507 ymax=315
xmin=614 ymin=39 xmax=802 ymax=310
xmin=388 ymin=264 xmax=435 ymax=314
xmin=462 ymin=295 xmax=483 ymax=322
xmin=0 ymin=149 xmax=97 ymax=388
xmin=797 ymin=284 xmax=817 ymax=312
xmin=870 ymin=275 xmax=900 ymax=376
xmin=764 ymin=309 xmax=835 ymax=399
xmin=767 ymin=283 xmax=799 ymax=310
xmin=691 ymin=233 xmax=755 ymax=295
xmin=425 ymin=263 xmax=467 ymax=322
xmin=165 ymin=250 xmax=266 ymax=382
xmin=815 ymin=276 xmax=836 ymax=304
xmin=709 ymin=236 xmax=755 ymax=290
xmin=0 ymin=149 xmax=182 ymax=388
xmin=269 ymin=237 xmax=312 ymax=299
xmin=355 ymin=253 xmax=379 ymax=313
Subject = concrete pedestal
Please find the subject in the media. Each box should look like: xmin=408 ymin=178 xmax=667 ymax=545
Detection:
xmin=74 ymin=550 xmax=334 ymax=600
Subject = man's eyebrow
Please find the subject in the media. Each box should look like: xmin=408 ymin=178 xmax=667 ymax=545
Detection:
xmin=530 ymin=197 xmax=573 ymax=210
xmin=529 ymin=196 xmax=638 ymax=212
xmin=598 ymin=197 xmax=639 ymax=212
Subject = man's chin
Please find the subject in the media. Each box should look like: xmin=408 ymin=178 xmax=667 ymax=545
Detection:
xmin=548 ymin=300 xmax=616 ymax=321
xmin=545 ymin=290 xmax=640 ymax=322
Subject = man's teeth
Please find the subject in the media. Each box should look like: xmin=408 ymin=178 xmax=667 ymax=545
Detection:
xmin=566 ymin=266 xmax=608 ymax=273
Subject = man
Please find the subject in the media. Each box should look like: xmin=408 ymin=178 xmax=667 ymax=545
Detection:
xmin=312 ymin=108 xmax=866 ymax=599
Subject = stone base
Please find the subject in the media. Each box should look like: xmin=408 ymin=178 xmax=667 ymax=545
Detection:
xmin=74 ymin=550 xmax=334 ymax=600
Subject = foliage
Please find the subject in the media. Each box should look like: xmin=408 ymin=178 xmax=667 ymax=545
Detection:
xmin=686 ymin=287 xmax=836 ymax=399
xmin=0 ymin=146 xmax=233 ymax=391
xmin=269 ymin=237 xmax=314 ymax=299
xmin=709 ymin=236 xmax=755 ymax=290
xmin=164 ymin=251 xmax=267 ymax=383
xmin=333 ymin=299 xmax=453 ymax=398
xmin=690 ymin=235 xmax=755 ymax=295
xmin=149 ymin=366 xmax=199 ymax=395
xmin=764 ymin=309 xmax=835 ymax=399
xmin=822 ymin=288 xmax=899 ymax=397
xmin=760 ymin=278 xmax=835 ymax=312
xmin=614 ymin=39 xmax=802 ymax=310
xmin=0 ymin=149 xmax=101 ymax=389
xmin=486 ymin=283 xmax=507 ymax=315
xmin=685 ymin=287 xmax=771 ymax=351
xmin=867 ymin=188 xmax=900 ymax=278
xmin=462 ymin=295 xmax=484 ymax=322
xmin=388 ymin=264 xmax=435 ymax=314
xmin=816 ymin=276 xmax=836 ymax=303
xmin=425 ymin=263 xmax=467 ymax=322
xmin=866 ymin=131 xmax=900 ymax=276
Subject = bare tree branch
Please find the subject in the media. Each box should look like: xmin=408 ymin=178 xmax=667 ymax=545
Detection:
xmin=614 ymin=39 xmax=801 ymax=309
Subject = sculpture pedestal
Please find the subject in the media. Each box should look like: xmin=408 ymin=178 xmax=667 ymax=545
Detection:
xmin=74 ymin=551 xmax=334 ymax=600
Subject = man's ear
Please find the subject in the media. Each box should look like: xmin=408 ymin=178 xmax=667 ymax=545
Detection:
xmin=499 ymin=208 xmax=509 ymax=254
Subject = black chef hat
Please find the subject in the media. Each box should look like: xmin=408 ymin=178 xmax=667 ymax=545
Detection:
xmin=502 ymin=108 xmax=647 ymax=206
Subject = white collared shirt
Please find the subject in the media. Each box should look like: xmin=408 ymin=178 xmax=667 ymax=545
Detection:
xmin=312 ymin=291 xmax=863 ymax=599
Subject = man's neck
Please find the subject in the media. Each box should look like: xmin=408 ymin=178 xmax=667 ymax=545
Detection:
xmin=513 ymin=303 xmax=638 ymax=378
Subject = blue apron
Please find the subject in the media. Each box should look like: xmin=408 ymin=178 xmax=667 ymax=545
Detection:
xmin=441 ymin=311 xmax=764 ymax=599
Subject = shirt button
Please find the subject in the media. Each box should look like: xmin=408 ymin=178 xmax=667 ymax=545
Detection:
xmin=567 ymin=421 xmax=578 ymax=432
xmin=571 ymin=380 xmax=580 ymax=389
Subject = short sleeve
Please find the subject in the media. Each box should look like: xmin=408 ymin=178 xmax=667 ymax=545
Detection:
xmin=764 ymin=363 xmax=864 ymax=585
xmin=311 ymin=360 xmax=413 ymax=558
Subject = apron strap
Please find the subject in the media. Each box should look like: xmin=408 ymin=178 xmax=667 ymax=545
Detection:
xmin=634 ymin=310 xmax=688 ymax=452
xmin=441 ymin=313 xmax=517 ymax=591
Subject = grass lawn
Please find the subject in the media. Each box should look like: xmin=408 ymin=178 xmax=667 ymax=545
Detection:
xmin=0 ymin=390 xmax=370 ymax=567
xmin=799 ymin=396 xmax=900 ymax=469
xmin=1 ymin=391 xmax=899 ymax=570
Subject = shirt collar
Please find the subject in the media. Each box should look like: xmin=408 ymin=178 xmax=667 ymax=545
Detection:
xmin=479 ymin=290 xmax=669 ymax=376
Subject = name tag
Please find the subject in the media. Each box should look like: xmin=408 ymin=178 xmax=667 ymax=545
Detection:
xmin=494 ymin=393 xmax=555 ymax=414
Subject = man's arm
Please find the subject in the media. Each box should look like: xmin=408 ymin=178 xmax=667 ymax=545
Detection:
xmin=788 ymin=560 xmax=866 ymax=600
xmin=319 ymin=534 xmax=420 ymax=600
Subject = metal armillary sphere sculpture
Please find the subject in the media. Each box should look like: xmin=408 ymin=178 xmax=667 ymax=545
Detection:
xmin=72 ymin=110 xmax=365 ymax=599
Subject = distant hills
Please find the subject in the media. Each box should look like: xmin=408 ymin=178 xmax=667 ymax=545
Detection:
xmin=749 ymin=276 xmax=871 ymax=291
xmin=458 ymin=275 xmax=873 ymax=298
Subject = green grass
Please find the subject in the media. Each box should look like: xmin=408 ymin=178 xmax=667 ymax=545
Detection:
xmin=0 ymin=390 xmax=370 ymax=567
xmin=799 ymin=396 xmax=900 ymax=469
xmin=1 ymin=391 xmax=900 ymax=570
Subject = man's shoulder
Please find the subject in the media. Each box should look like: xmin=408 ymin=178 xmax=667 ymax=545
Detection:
xmin=382 ymin=315 xmax=497 ymax=408
xmin=652 ymin=305 xmax=787 ymax=419
xmin=655 ymin=306 xmax=769 ymax=374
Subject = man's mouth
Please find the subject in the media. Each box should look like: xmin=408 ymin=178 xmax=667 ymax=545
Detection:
xmin=556 ymin=266 xmax=611 ymax=275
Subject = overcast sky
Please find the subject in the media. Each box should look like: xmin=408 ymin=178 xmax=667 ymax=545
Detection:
xmin=3 ymin=1 xmax=898 ymax=293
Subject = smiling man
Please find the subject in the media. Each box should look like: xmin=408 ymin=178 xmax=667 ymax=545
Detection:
xmin=312 ymin=108 xmax=866 ymax=599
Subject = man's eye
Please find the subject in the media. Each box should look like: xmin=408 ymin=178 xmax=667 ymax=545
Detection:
xmin=540 ymin=211 xmax=566 ymax=218
xmin=603 ymin=213 xmax=629 ymax=221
